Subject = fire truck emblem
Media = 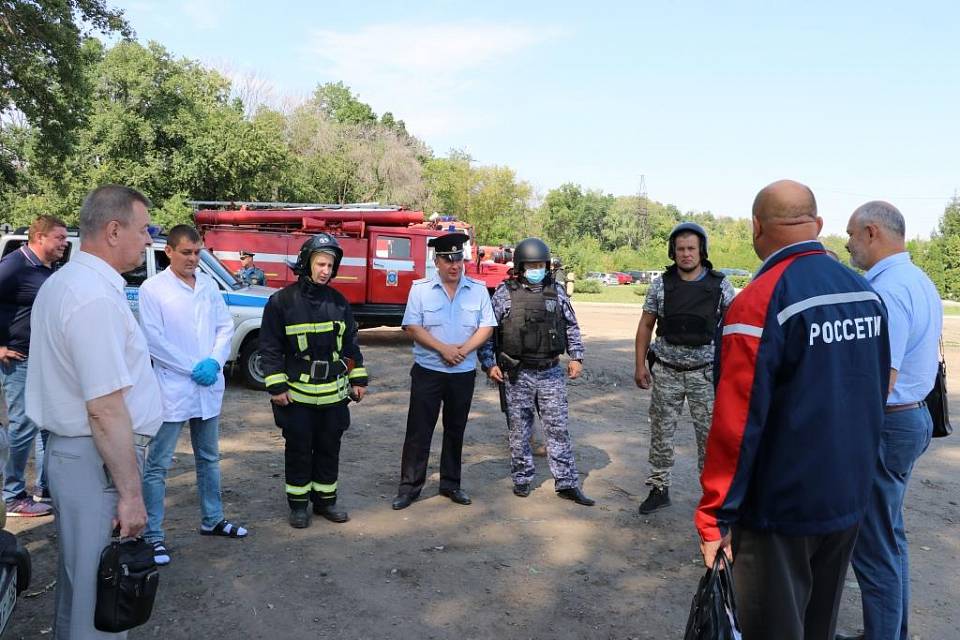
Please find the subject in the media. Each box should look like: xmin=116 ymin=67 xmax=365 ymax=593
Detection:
xmin=386 ymin=270 xmax=399 ymax=287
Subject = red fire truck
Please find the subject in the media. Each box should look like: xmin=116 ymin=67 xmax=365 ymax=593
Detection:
xmin=192 ymin=202 xmax=511 ymax=327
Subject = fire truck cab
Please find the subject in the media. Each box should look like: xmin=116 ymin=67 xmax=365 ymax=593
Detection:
xmin=193 ymin=203 xmax=510 ymax=328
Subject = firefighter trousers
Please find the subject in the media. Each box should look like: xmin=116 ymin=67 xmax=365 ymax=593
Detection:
xmin=275 ymin=401 xmax=350 ymax=509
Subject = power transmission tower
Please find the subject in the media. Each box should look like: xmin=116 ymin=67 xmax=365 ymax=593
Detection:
xmin=637 ymin=175 xmax=649 ymax=247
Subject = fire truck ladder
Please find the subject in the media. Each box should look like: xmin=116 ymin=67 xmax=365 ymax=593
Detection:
xmin=186 ymin=201 xmax=403 ymax=211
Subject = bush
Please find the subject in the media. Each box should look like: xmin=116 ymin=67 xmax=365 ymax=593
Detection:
xmin=633 ymin=283 xmax=650 ymax=298
xmin=574 ymin=279 xmax=602 ymax=294
xmin=726 ymin=275 xmax=752 ymax=289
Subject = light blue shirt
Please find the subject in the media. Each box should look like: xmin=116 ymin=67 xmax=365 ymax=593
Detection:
xmin=401 ymin=273 xmax=497 ymax=373
xmin=865 ymin=252 xmax=942 ymax=405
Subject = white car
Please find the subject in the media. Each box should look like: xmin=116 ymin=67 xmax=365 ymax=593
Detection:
xmin=0 ymin=230 xmax=274 ymax=389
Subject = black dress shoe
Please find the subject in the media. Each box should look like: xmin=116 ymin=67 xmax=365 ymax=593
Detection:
xmin=513 ymin=483 xmax=531 ymax=498
xmin=313 ymin=503 xmax=349 ymax=523
xmin=439 ymin=488 xmax=472 ymax=505
xmin=835 ymin=634 xmax=864 ymax=640
xmin=557 ymin=487 xmax=595 ymax=506
xmin=391 ymin=493 xmax=417 ymax=510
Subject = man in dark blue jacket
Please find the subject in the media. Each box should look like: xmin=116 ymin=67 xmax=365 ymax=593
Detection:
xmin=0 ymin=215 xmax=68 ymax=516
xmin=695 ymin=180 xmax=890 ymax=640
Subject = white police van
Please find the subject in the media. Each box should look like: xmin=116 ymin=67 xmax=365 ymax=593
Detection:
xmin=0 ymin=230 xmax=272 ymax=389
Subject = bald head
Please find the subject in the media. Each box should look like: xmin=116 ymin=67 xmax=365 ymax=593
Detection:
xmin=751 ymin=179 xmax=823 ymax=259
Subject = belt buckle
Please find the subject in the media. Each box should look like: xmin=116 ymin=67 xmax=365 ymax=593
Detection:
xmin=310 ymin=360 xmax=330 ymax=380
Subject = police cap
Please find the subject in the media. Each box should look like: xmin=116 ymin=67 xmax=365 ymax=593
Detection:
xmin=239 ymin=249 xmax=255 ymax=258
xmin=429 ymin=232 xmax=469 ymax=260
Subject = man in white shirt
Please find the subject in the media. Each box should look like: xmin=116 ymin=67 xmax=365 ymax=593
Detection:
xmin=26 ymin=184 xmax=163 ymax=639
xmin=139 ymin=225 xmax=248 ymax=565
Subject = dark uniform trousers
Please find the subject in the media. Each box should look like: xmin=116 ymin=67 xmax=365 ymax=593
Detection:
xmin=731 ymin=524 xmax=859 ymax=640
xmin=398 ymin=364 xmax=476 ymax=497
xmin=276 ymin=402 xmax=350 ymax=508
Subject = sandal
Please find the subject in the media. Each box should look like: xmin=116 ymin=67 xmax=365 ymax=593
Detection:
xmin=199 ymin=519 xmax=248 ymax=538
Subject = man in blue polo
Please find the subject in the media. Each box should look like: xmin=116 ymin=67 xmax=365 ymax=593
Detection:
xmin=0 ymin=215 xmax=69 ymax=516
xmin=837 ymin=202 xmax=942 ymax=640
xmin=235 ymin=249 xmax=265 ymax=285
xmin=391 ymin=232 xmax=496 ymax=510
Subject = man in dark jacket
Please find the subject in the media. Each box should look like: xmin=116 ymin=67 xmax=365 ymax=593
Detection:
xmin=696 ymin=180 xmax=890 ymax=640
xmin=259 ymin=233 xmax=368 ymax=528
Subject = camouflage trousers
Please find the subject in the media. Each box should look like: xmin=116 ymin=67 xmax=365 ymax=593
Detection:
xmin=504 ymin=365 xmax=579 ymax=490
xmin=646 ymin=361 xmax=714 ymax=489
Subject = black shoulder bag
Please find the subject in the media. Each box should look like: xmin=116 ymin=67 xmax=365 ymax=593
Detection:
xmin=926 ymin=337 xmax=952 ymax=438
xmin=94 ymin=532 xmax=160 ymax=632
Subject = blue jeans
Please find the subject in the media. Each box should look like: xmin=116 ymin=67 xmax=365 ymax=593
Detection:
xmin=851 ymin=406 xmax=932 ymax=640
xmin=142 ymin=416 xmax=224 ymax=543
xmin=1 ymin=359 xmax=48 ymax=502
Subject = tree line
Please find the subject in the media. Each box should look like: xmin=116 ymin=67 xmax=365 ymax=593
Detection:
xmin=1 ymin=2 xmax=957 ymax=298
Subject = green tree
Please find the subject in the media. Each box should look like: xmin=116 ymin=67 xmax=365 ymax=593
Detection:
xmin=0 ymin=0 xmax=130 ymax=172
xmin=312 ymin=81 xmax=377 ymax=126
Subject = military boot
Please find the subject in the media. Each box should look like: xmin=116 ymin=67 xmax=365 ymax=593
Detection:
xmin=289 ymin=505 xmax=310 ymax=529
xmin=638 ymin=487 xmax=671 ymax=514
xmin=313 ymin=502 xmax=349 ymax=523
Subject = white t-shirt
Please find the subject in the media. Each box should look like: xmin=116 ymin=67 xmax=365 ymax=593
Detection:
xmin=26 ymin=251 xmax=163 ymax=437
xmin=138 ymin=267 xmax=234 ymax=422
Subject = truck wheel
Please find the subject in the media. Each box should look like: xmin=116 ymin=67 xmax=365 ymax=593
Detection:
xmin=239 ymin=338 xmax=266 ymax=390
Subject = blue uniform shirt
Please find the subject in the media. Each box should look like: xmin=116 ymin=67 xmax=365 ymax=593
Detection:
xmin=401 ymin=273 xmax=497 ymax=373
xmin=864 ymin=251 xmax=942 ymax=405
xmin=238 ymin=266 xmax=266 ymax=285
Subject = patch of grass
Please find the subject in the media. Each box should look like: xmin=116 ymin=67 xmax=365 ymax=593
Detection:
xmin=944 ymin=305 xmax=960 ymax=316
xmin=572 ymin=284 xmax=647 ymax=304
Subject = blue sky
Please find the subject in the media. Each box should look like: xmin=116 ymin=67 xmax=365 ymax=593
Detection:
xmin=114 ymin=1 xmax=958 ymax=237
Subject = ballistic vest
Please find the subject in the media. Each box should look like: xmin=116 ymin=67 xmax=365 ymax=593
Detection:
xmin=656 ymin=266 xmax=725 ymax=346
xmin=498 ymin=279 xmax=567 ymax=366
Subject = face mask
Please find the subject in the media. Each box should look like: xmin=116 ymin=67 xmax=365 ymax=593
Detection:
xmin=525 ymin=268 xmax=546 ymax=284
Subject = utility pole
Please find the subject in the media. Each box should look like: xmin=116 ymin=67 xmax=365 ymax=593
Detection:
xmin=637 ymin=174 xmax=649 ymax=248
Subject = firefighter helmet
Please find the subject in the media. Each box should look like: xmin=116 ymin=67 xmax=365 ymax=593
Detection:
xmin=668 ymin=222 xmax=709 ymax=261
xmin=513 ymin=238 xmax=551 ymax=271
xmin=294 ymin=233 xmax=343 ymax=278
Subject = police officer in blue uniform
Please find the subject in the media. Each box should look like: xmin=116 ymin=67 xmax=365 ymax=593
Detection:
xmin=479 ymin=238 xmax=594 ymax=505
xmin=235 ymin=249 xmax=266 ymax=285
xmin=391 ymin=232 xmax=497 ymax=510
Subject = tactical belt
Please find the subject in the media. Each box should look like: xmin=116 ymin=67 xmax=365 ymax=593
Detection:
xmin=292 ymin=358 xmax=348 ymax=383
xmin=654 ymin=358 xmax=711 ymax=373
xmin=520 ymin=358 xmax=560 ymax=370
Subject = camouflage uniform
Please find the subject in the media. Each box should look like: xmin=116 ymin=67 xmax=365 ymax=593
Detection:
xmin=479 ymin=281 xmax=585 ymax=490
xmin=643 ymin=274 xmax=736 ymax=489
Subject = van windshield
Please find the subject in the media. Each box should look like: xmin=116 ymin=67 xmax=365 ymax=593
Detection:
xmin=200 ymin=249 xmax=242 ymax=290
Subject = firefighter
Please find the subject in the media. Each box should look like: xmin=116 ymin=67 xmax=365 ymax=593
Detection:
xmin=479 ymin=238 xmax=595 ymax=505
xmin=259 ymin=233 xmax=368 ymax=528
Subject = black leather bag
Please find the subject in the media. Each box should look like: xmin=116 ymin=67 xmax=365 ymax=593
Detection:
xmin=926 ymin=339 xmax=951 ymax=438
xmin=94 ymin=535 xmax=159 ymax=632
xmin=684 ymin=552 xmax=742 ymax=640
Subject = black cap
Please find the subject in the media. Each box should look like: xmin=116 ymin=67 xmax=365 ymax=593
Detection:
xmin=429 ymin=232 xmax=468 ymax=260
xmin=239 ymin=249 xmax=255 ymax=258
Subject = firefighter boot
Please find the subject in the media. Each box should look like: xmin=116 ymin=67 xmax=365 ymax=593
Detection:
xmin=638 ymin=487 xmax=671 ymax=514
xmin=289 ymin=504 xmax=310 ymax=529
xmin=313 ymin=502 xmax=349 ymax=523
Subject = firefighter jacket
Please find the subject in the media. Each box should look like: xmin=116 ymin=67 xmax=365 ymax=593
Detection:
xmin=655 ymin=265 xmax=726 ymax=346
xmin=260 ymin=277 xmax=368 ymax=407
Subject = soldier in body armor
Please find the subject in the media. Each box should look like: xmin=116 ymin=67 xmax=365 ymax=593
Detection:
xmin=479 ymin=238 xmax=594 ymax=506
xmin=633 ymin=223 xmax=735 ymax=514
xmin=259 ymin=233 xmax=369 ymax=528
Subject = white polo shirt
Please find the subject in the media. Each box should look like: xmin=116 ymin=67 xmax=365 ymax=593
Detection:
xmin=26 ymin=251 xmax=163 ymax=438
xmin=138 ymin=267 xmax=234 ymax=422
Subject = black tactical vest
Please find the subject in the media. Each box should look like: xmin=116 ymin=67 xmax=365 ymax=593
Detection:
xmin=656 ymin=267 xmax=725 ymax=346
xmin=498 ymin=280 xmax=567 ymax=365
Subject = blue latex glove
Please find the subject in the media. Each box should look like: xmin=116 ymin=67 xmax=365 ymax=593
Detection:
xmin=191 ymin=358 xmax=220 ymax=386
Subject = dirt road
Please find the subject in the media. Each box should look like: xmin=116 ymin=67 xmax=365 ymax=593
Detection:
xmin=8 ymin=305 xmax=960 ymax=639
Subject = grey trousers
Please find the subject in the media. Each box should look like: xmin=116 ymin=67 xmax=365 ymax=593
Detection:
xmin=47 ymin=434 xmax=147 ymax=640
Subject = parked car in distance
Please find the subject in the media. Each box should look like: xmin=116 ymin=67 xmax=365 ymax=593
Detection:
xmin=626 ymin=270 xmax=647 ymax=284
xmin=717 ymin=267 xmax=752 ymax=278
xmin=613 ymin=272 xmax=633 ymax=285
